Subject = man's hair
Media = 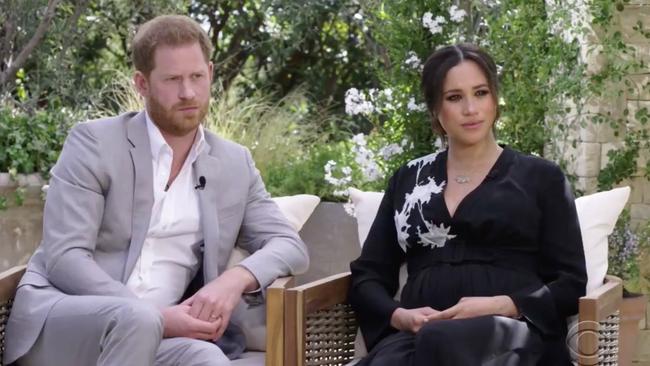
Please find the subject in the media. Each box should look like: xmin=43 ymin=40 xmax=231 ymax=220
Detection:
xmin=421 ymin=43 xmax=499 ymax=136
xmin=131 ymin=15 xmax=213 ymax=76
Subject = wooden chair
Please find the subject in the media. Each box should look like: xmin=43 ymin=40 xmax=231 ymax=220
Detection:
xmin=0 ymin=265 xmax=293 ymax=366
xmin=285 ymin=272 xmax=623 ymax=366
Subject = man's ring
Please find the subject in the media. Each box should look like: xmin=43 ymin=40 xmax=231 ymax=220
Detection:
xmin=210 ymin=314 xmax=219 ymax=320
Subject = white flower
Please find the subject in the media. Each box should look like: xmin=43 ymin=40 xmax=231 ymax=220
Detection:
xmin=482 ymin=0 xmax=501 ymax=7
xmin=324 ymin=160 xmax=337 ymax=173
xmin=378 ymin=143 xmax=403 ymax=160
xmin=348 ymin=133 xmax=384 ymax=182
xmin=324 ymin=160 xmax=353 ymax=187
xmin=381 ymin=88 xmax=393 ymax=101
xmin=434 ymin=137 xmax=444 ymax=150
xmin=334 ymin=189 xmax=350 ymax=197
xmin=422 ymin=12 xmax=446 ymax=35
xmin=263 ymin=20 xmax=281 ymax=36
xmin=344 ymin=88 xmax=375 ymax=116
xmin=362 ymin=161 xmax=383 ymax=181
xmin=407 ymin=97 xmax=426 ymax=112
xmin=418 ymin=223 xmax=456 ymax=249
xmin=404 ymin=51 xmax=422 ymax=70
xmin=367 ymin=88 xmax=378 ymax=100
xmin=449 ymin=5 xmax=467 ymax=22
xmin=336 ymin=49 xmax=349 ymax=63
xmin=343 ymin=201 xmax=356 ymax=217
xmin=351 ymin=133 xmax=367 ymax=146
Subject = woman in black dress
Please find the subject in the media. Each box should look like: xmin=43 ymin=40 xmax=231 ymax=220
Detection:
xmin=349 ymin=44 xmax=587 ymax=366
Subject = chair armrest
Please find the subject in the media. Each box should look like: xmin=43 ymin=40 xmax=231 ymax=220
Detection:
xmin=577 ymin=275 xmax=623 ymax=366
xmin=265 ymin=276 xmax=295 ymax=366
xmin=0 ymin=265 xmax=27 ymax=303
xmin=286 ymin=272 xmax=355 ymax=366
xmin=580 ymin=275 xmax=623 ymax=323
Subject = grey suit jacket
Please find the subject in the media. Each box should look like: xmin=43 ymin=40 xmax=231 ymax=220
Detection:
xmin=4 ymin=111 xmax=309 ymax=364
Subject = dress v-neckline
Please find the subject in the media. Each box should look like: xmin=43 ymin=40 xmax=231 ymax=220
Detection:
xmin=441 ymin=147 xmax=510 ymax=220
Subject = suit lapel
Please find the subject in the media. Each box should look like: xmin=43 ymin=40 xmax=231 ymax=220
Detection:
xmin=193 ymin=143 xmax=222 ymax=282
xmin=123 ymin=112 xmax=154 ymax=281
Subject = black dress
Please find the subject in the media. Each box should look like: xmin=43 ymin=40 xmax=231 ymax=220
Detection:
xmin=349 ymin=147 xmax=587 ymax=366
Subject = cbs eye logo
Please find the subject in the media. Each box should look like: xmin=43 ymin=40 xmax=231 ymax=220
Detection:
xmin=566 ymin=320 xmax=606 ymax=366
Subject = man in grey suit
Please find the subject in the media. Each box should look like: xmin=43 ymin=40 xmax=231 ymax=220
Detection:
xmin=4 ymin=14 xmax=309 ymax=366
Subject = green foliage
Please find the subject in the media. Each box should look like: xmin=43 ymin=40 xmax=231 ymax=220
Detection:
xmin=597 ymin=132 xmax=642 ymax=190
xmin=3 ymin=0 xmax=377 ymax=119
xmin=609 ymin=210 xmax=637 ymax=281
xmin=586 ymin=0 xmax=650 ymax=190
xmin=356 ymin=1 xmax=582 ymax=156
xmin=484 ymin=2 xmax=583 ymax=156
xmin=1 ymin=0 xmax=185 ymax=108
xmin=189 ymin=0 xmax=377 ymax=113
xmin=0 ymin=105 xmax=78 ymax=175
xmin=204 ymin=86 xmax=327 ymax=179
xmin=264 ymin=143 xmax=351 ymax=202
xmin=314 ymin=1 xmax=585 ymax=198
xmin=101 ymin=74 xmax=332 ymax=191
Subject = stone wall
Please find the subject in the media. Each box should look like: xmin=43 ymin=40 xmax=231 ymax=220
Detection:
xmin=569 ymin=1 xmax=650 ymax=228
xmin=602 ymin=3 xmax=650 ymax=365
xmin=618 ymin=1 xmax=650 ymax=229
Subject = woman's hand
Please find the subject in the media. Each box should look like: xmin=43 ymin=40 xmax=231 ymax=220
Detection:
xmin=427 ymin=296 xmax=519 ymax=321
xmin=390 ymin=307 xmax=440 ymax=333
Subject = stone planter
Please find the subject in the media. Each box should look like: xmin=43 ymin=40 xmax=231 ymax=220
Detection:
xmin=618 ymin=292 xmax=648 ymax=366
xmin=0 ymin=173 xmax=45 ymax=272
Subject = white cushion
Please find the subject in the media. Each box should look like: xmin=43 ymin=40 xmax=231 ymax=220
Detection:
xmin=228 ymin=194 xmax=320 ymax=351
xmin=574 ymin=186 xmax=630 ymax=294
xmin=568 ymin=187 xmax=630 ymax=360
xmin=347 ymin=188 xmax=384 ymax=358
xmin=226 ymin=194 xmax=321 ymax=268
xmin=348 ymin=188 xmax=384 ymax=246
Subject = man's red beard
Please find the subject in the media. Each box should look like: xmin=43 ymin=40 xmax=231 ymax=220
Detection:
xmin=147 ymin=95 xmax=209 ymax=137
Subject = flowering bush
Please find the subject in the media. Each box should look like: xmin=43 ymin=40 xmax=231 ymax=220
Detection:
xmin=322 ymin=1 xmax=582 ymax=197
xmin=608 ymin=211 xmax=650 ymax=294
xmin=323 ymin=132 xmax=417 ymax=197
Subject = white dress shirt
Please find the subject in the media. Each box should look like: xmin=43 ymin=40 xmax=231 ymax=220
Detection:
xmin=125 ymin=113 xmax=206 ymax=307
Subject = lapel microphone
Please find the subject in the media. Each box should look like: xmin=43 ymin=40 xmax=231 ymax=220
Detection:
xmin=194 ymin=176 xmax=206 ymax=190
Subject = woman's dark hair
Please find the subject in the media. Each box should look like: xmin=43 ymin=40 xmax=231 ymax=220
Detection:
xmin=421 ymin=43 xmax=499 ymax=136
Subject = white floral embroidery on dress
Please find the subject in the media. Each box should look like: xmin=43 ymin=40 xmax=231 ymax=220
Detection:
xmin=417 ymin=222 xmax=455 ymax=249
xmin=406 ymin=149 xmax=442 ymax=169
xmin=394 ymin=150 xmax=455 ymax=251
